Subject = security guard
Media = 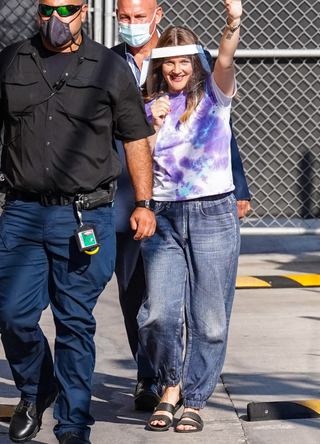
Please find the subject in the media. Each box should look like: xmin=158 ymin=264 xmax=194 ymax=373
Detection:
xmin=0 ymin=1 xmax=155 ymax=444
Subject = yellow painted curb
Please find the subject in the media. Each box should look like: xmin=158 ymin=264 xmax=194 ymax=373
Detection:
xmin=236 ymin=274 xmax=320 ymax=289
xmin=0 ymin=404 xmax=15 ymax=418
xmin=283 ymin=274 xmax=320 ymax=286
xmin=294 ymin=399 xmax=320 ymax=414
xmin=236 ymin=276 xmax=272 ymax=288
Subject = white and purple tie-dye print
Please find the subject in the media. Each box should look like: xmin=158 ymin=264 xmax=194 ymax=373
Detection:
xmin=145 ymin=74 xmax=236 ymax=201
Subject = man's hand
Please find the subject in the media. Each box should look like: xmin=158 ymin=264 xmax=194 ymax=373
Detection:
xmin=130 ymin=208 xmax=156 ymax=240
xmin=237 ymin=200 xmax=250 ymax=219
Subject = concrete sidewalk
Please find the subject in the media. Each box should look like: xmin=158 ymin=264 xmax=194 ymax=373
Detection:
xmin=1 ymin=242 xmax=320 ymax=443
xmin=226 ymin=250 xmax=320 ymax=444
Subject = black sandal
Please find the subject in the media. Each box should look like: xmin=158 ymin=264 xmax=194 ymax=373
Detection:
xmin=175 ymin=411 xmax=203 ymax=433
xmin=147 ymin=399 xmax=183 ymax=432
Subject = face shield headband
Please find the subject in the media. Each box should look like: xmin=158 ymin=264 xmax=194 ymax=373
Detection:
xmin=150 ymin=44 xmax=210 ymax=69
xmin=146 ymin=44 xmax=211 ymax=96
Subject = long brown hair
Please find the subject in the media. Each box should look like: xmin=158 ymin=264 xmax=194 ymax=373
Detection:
xmin=142 ymin=26 xmax=210 ymax=123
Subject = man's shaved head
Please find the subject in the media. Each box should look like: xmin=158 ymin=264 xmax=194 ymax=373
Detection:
xmin=117 ymin=0 xmax=161 ymax=27
xmin=117 ymin=0 xmax=158 ymax=11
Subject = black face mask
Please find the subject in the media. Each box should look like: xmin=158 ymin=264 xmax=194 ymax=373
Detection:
xmin=38 ymin=10 xmax=82 ymax=48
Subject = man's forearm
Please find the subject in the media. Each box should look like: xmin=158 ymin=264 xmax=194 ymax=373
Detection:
xmin=123 ymin=138 xmax=153 ymax=201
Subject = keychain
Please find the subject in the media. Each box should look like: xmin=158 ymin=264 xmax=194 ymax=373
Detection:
xmin=74 ymin=201 xmax=100 ymax=255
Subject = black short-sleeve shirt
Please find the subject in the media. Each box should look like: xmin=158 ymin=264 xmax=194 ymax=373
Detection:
xmin=0 ymin=33 xmax=155 ymax=195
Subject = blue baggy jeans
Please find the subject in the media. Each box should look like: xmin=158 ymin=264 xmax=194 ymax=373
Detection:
xmin=0 ymin=199 xmax=115 ymax=438
xmin=138 ymin=193 xmax=240 ymax=409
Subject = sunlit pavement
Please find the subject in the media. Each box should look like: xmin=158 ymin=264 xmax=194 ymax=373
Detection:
xmin=1 ymin=235 xmax=320 ymax=443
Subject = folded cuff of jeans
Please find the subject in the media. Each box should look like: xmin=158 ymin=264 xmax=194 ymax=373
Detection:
xmin=183 ymin=399 xmax=206 ymax=409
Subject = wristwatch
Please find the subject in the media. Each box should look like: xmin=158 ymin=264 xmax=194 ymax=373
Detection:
xmin=134 ymin=199 xmax=156 ymax=212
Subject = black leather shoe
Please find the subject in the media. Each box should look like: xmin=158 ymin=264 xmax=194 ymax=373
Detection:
xmin=9 ymin=390 xmax=58 ymax=443
xmin=59 ymin=432 xmax=90 ymax=444
xmin=134 ymin=378 xmax=163 ymax=411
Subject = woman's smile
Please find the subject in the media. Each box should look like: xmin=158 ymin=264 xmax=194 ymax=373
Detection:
xmin=162 ymin=56 xmax=193 ymax=93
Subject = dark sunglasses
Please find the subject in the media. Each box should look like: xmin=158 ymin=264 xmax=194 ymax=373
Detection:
xmin=38 ymin=4 xmax=82 ymax=17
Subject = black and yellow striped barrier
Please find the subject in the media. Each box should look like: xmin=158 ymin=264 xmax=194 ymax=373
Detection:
xmin=247 ymin=399 xmax=320 ymax=421
xmin=0 ymin=404 xmax=15 ymax=420
xmin=3 ymin=399 xmax=320 ymax=422
xmin=236 ymin=274 xmax=320 ymax=289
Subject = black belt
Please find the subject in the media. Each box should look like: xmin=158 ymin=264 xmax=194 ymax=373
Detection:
xmin=6 ymin=181 xmax=117 ymax=208
xmin=6 ymin=190 xmax=75 ymax=207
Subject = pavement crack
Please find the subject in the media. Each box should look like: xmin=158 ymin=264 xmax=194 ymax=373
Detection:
xmin=220 ymin=374 xmax=249 ymax=443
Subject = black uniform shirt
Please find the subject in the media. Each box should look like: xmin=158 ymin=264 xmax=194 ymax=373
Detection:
xmin=39 ymin=46 xmax=74 ymax=86
xmin=0 ymin=33 xmax=155 ymax=195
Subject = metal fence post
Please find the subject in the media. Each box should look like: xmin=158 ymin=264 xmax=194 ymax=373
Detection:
xmin=93 ymin=0 xmax=103 ymax=44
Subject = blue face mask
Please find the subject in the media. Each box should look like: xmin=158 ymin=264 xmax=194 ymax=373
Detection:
xmin=118 ymin=10 xmax=157 ymax=48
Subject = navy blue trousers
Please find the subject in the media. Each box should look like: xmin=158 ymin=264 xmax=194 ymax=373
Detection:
xmin=115 ymin=231 xmax=156 ymax=379
xmin=0 ymin=199 xmax=116 ymax=439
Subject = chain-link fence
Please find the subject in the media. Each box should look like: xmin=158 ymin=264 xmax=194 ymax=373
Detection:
xmin=0 ymin=0 xmax=37 ymax=50
xmin=1 ymin=1 xmax=320 ymax=233
xmin=159 ymin=0 xmax=320 ymax=51
xmin=234 ymin=56 xmax=320 ymax=231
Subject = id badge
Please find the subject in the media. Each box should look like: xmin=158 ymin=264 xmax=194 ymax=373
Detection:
xmin=74 ymin=224 xmax=100 ymax=253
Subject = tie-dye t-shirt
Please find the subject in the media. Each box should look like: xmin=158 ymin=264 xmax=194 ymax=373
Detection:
xmin=144 ymin=74 xmax=236 ymax=201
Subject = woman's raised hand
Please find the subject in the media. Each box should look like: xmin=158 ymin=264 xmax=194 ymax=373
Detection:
xmin=150 ymin=95 xmax=171 ymax=130
xmin=225 ymin=0 xmax=242 ymax=22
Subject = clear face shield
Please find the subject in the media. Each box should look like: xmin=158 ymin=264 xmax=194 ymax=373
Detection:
xmin=145 ymin=44 xmax=211 ymax=96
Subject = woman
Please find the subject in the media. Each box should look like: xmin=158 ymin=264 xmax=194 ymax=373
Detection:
xmin=138 ymin=0 xmax=242 ymax=433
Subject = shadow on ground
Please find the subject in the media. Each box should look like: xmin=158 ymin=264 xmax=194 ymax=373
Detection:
xmin=240 ymin=235 xmax=320 ymax=256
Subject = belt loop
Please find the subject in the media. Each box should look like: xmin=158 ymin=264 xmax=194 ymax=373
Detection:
xmin=40 ymin=194 xmax=48 ymax=206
